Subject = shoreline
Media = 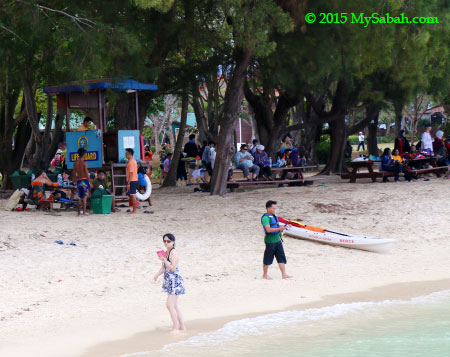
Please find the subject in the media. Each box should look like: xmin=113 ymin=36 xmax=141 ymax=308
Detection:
xmin=3 ymin=179 xmax=450 ymax=357
xmin=82 ymin=278 xmax=450 ymax=357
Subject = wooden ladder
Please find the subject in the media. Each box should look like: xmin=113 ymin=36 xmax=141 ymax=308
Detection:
xmin=111 ymin=163 xmax=128 ymax=199
xmin=111 ymin=162 xmax=150 ymax=200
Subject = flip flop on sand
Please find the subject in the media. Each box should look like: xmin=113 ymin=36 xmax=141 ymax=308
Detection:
xmin=46 ymin=212 xmax=62 ymax=216
xmin=55 ymin=240 xmax=64 ymax=245
xmin=143 ymin=210 xmax=154 ymax=214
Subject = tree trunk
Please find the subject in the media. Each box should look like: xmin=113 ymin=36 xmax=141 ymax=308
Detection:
xmin=210 ymin=50 xmax=252 ymax=195
xmin=394 ymin=99 xmax=404 ymax=134
xmin=24 ymin=85 xmax=64 ymax=174
xmin=367 ymin=107 xmax=380 ymax=156
xmin=162 ymin=91 xmax=188 ymax=187
xmin=114 ymin=93 xmax=137 ymax=130
xmin=321 ymin=115 xmax=347 ymax=174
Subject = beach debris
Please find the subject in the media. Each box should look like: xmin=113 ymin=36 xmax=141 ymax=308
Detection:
xmin=54 ymin=240 xmax=64 ymax=245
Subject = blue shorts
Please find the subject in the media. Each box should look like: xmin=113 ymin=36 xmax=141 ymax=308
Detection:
xmin=77 ymin=179 xmax=90 ymax=199
xmin=127 ymin=181 xmax=138 ymax=195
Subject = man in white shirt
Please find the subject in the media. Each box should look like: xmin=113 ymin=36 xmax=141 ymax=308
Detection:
xmin=420 ymin=124 xmax=433 ymax=154
xmin=357 ymin=132 xmax=365 ymax=151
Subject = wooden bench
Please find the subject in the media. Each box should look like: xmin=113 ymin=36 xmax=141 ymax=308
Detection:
xmin=340 ymin=172 xmax=384 ymax=182
xmin=378 ymin=166 xmax=448 ymax=180
xmin=409 ymin=166 xmax=448 ymax=178
xmin=200 ymin=178 xmax=314 ymax=192
xmin=233 ymin=165 xmax=319 ymax=175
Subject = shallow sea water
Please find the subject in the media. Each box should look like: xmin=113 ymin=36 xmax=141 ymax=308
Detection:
xmin=123 ymin=290 xmax=450 ymax=357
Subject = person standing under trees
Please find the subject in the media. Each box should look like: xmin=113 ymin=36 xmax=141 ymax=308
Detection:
xmin=261 ymin=200 xmax=292 ymax=280
xmin=357 ymin=132 xmax=365 ymax=151
xmin=421 ymin=123 xmax=433 ymax=154
xmin=154 ymin=233 xmax=186 ymax=333
xmin=394 ymin=130 xmax=411 ymax=156
xmin=73 ymin=148 xmax=91 ymax=216
xmin=183 ymin=134 xmax=199 ymax=184
xmin=126 ymin=148 xmax=138 ymax=214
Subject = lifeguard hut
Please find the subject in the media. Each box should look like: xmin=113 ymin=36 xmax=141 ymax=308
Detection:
xmin=44 ymin=78 xmax=157 ymax=198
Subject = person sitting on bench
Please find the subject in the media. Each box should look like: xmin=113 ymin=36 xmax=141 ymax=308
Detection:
xmin=234 ymin=144 xmax=260 ymax=181
xmin=253 ymin=145 xmax=273 ymax=181
xmin=381 ymin=148 xmax=411 ymax=182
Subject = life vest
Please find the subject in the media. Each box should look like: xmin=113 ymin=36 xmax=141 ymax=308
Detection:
xmin=261 ymin=213 xmax=280 ymax=235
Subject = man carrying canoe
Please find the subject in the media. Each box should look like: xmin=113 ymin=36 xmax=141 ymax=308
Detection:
xmin=261 ymin=200 xmax=292 ymax=280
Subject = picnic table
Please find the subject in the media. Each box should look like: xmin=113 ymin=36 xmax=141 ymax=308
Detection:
xmin=406 ymin=157 xmax=437 ymax=169
xmin=340 ymin=161 xmax=383 ymax=183
xmin=405 ymin=157 xmax=448 ymax=177
xmin=341 ymin=157 xmax=448 ymax=183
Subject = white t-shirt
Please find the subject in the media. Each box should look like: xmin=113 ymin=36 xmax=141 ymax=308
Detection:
xmin=358 ymin=134 xmax=364 ymax=142
xmin=421 ymin=132 xmax=433 ymax=151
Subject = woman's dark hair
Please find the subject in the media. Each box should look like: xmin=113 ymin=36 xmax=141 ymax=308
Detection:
xmin=78 ymin=148 xmax=86 ymax=157
xmin=282 ymin=134 xmax=292 ymax=142
xmin=83 ymin=117 xmax=93 ymax=124
xmin=163 ymin=233 xmax=176 ymax=247
xmin=381 ymin=148 xmax=391 ymax=157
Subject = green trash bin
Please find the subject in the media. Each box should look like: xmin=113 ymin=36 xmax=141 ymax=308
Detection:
xmin=10 ymin=171 xmax=22 ymax=190
xmin=91 ymin=194 xmax=113 ymax=214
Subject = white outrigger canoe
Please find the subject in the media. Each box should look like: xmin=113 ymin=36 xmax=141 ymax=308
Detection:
xmin=278 ymin=217 xmax=395 ymax=253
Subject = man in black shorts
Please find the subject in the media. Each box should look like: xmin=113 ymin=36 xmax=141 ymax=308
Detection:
xmin=261 ymin=200 xmax=293 ymax=280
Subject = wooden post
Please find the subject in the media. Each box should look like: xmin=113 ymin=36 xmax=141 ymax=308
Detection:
xmin=98 ymin=91 xmax=105 ymax=164
xmin=65 ymin=93 xmax=70 ymax=131
xmin=135 ymin=92 xmax=139 ymax=130
xmin=98 ymin=91 xmax=103 ymax=133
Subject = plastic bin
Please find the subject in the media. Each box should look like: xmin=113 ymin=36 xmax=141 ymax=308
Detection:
xmin=10 ymin=170 xmax=32 ymax=190
xmin=91 ymin=195 xmax=113 ymax=214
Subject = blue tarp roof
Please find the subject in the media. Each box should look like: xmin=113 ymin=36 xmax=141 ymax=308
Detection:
xmin=44 ymin=78 xmax=157 ymax=94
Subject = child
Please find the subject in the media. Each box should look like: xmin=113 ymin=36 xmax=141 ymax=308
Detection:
xmin=160 ymin=153 xmax=172 ymax=184
xmin=138 ymin=165 xmax=152 ymax=206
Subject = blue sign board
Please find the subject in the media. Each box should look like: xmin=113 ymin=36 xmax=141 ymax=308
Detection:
xmin=66 ymin=130 xmax=103 ymax=169
xmin=117 ymin=130 xmax=141 ymax=162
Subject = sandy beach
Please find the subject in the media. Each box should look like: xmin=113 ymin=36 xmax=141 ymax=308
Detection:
xmin=2 ymin=176 xmax=450 ymax=356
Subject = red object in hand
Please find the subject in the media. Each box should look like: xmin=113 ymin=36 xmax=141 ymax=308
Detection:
xmin=157 ymin=250 xmax=166 ymax=258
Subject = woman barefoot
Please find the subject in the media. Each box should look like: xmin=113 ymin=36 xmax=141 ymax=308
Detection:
xmin=153 ymin=233 xmax=186 ymax=333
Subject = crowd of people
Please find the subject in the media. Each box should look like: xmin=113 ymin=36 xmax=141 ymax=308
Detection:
xmin=379 ymin=125 xmax=450 ymax=182
xmin=156 ymin=133 xmax=308 ymax=185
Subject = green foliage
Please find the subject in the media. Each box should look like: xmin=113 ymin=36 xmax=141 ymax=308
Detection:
xmin=134 ymin=0 xmax=175 ymax=12
xmin=142 ymin=127 xmax=153 ymax=141
xmin=316 ymin=137 xmax=331 ymax=165
xmin=380 ymin=135 xmax=396 ymax=144
xmin=151 ymin=165 xmax=162 ymax=179
xmin=348 ymin=135 xmax=359 ymax=146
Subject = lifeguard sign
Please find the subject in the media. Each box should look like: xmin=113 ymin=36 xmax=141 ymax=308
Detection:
xmin=66 ymin=130 xmax=103 ymax=169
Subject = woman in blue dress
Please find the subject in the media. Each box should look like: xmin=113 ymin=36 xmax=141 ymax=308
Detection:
xmin=153 ymin=233 xmax=186 ymax=332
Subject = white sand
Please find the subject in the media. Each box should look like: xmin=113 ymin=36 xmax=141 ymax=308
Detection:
xmin=1 ymin=177 xmax=450 ymax=356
